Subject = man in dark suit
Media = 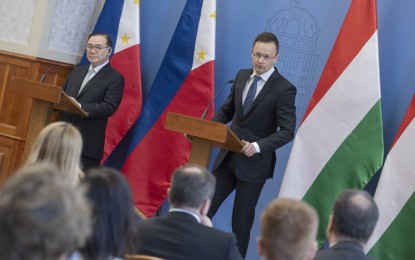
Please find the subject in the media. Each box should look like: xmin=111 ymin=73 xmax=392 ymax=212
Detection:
xmin=59 ymin=32 xmax=124 ymax=170
xmin=314 ymin=189 xmax=379 ymax=260
xmin=137 ymin=164 xmax=243 ymax=260
xmin=207 ymin=32 xmax=297 ymax=257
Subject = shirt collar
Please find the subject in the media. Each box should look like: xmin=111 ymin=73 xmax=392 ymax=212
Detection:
xmin=169 ymin=208 xmax=201 ymax=223
xmin=89 ymin=60 xmax=109 ymax=73
xmin=251 ymin=67 xmax=275 ymax=82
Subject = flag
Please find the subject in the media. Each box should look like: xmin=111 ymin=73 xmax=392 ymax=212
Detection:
xmin=365 ymin=94 xmax=415 ymax=259
xmin=278 ymin=0 xmax=384 ymax=243
xmin=113 ymin=0 xmax=216 ymax=218
xmin=85 ymin=0 xmax=142 ymax=162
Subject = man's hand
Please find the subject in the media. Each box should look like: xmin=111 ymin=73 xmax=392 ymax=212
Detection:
xmin=241 ymin=140 xmax=257 ymax=157
xmin=200 ymin=215 xmax=213 ymax=227
xmin=184 ymin=134 xmax=193 ymax=142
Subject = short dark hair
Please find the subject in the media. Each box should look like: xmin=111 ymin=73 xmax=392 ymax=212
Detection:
xmin=332 ymin=189 xmax=379 ymax=244
xmin=79 ymin=167 xmax=138 ymax=259
xmin=253 ymin=32 xmax=280 ymax=54
xmin=0 ymin=164 xmax=91 ymax=260
xmin=88 ymin=32 xmax=113 ymax=47
xmin=169 ymin=164 xmax=216 ymax=208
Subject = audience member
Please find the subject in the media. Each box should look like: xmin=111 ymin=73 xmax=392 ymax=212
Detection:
xmin=0 ymin=164 xmax=91 ymax=260
xmin=258 ymin=198 xmax=318 ymax=260
xmin=24 ymin=121 xmax=83 ymax=184
xmin=314 ymin=189 xmax=379 ymax=260
xmin=137 ymin=164 xmax=243 ymax=260
xmin=78 ymin=167 xmax=138 ymax=260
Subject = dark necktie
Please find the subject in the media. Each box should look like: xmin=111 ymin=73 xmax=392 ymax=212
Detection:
xmin=242 ymin=75 xmax=261 ymax=116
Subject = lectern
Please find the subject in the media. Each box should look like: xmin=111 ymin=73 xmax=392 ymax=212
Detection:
xmin=165 ymin=111 xmax=244 ymax=168
xmin=10 ymin=76 xmax=88 ymax=161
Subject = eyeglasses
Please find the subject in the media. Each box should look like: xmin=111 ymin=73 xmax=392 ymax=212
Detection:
xmin=252 ymin=53 xmax=276 ymax=62
xmin=86 ymin=44 xmax=109 ymax=51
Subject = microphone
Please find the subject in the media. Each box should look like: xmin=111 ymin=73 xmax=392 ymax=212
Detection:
xmin=39 ymin=64 xmax=77 ymax=83
xmin=201 ymin=79 xmax=234 ymax=119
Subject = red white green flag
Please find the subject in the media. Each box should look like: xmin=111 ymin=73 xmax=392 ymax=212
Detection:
xmin=279 ymin=0 xmax=384 ymax=243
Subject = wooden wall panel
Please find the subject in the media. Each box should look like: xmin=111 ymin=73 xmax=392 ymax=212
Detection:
xmin=0 ymin=50 xmax=72 ymax=183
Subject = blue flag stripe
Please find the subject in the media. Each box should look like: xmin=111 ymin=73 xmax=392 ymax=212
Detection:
xmin=126 ymin=0 xmax=203 ymax=155
xmin=105 ymin=0 xmax=203 ymax=167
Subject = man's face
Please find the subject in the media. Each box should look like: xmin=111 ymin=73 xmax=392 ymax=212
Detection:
xmin=86 ymin=35 xmax=111 ymax=67
xmin=251 ymin=41 xmax=278 ymax=75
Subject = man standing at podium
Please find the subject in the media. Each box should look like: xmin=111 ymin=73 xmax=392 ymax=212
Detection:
xmin=207 ymin=32 xmax=297 ymax=257
xmin=59 ymin=32 xmax=124 ymax=170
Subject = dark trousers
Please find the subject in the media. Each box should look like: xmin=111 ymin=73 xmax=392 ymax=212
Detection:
xmin=81 ymin=155 xmax=101 ymax=171
xmin=208 ymin=153 xmax=264 ymax=258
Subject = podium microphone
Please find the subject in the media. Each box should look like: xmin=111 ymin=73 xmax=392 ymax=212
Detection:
xmin=201 ymin=79 xmax=234 ymax=119
xmin=39 ymin=64 xmax=77 ymax=83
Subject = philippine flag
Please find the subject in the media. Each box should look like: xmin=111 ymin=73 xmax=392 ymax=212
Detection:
xmin=83 ymin=0 xmax=142 ymax=162
xmin=106 ymin=0 xmax=216 ymax=218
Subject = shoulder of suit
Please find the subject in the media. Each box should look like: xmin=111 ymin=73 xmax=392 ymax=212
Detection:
xmin=105 ymin=63 xmax=124 ymax=78
xmin=197 ymin=223 xmax=236 ymax=239
xmin=238 ymin=68 xmax=253 ymax=75
xmin=71 ymin=64 xmax=89 ymax=73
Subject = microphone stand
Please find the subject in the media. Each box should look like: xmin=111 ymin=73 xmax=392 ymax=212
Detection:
xmin=201 ymin=79 xmax=234 ymax=119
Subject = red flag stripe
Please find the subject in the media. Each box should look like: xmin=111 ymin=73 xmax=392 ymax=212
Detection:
xmin=302 ymin=0 xmax=378 ymax=123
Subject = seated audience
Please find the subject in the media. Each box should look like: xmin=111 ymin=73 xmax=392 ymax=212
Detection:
xmin=0 ymin=164 xmax=92 ymax=260
xmin=24 ymin=121 xmax=83 ymax=184
xmin=314 ymin=189 xmax=379 ymax=260
xmin=137 ymin=163 xmax=243 ymax=260
xmin=258 ymin=198 xmax=318 ymax=260
xmin=77 ymin=167 xmax=138 ymax=260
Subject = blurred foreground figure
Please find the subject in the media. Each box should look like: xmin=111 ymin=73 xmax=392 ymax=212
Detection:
xmin=0 ymin=164 xmax=92 ymax=260
xmin=258 ymin=198 xmax=318 ymax=260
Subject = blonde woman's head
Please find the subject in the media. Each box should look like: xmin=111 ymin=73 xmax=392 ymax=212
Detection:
xmin=26 ymin=122 xmax=83 ymax=184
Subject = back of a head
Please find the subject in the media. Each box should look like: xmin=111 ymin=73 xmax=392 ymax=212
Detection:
xmin=260 ymin=198 xmax=318 ymax=260
xmin=80 ymin=167 xmax=138 ymax=259
xmin=169 ymin=164 xmax=216 ymax=209
xmin=25 ymin=122 xmax=83 ymax=184
xmin=332 ymin=189 xmax=379 ymax=244
xmin=0 ymin=164 xmax=91 ymax=260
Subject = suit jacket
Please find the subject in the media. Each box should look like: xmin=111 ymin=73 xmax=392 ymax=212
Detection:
xmin=137 ymin=211 xmax=243 ymax=260
xmin=212 ymin=68 xmax=296 ymax=183
xmin=58 ymin=63 xmax=124 ymax=159
xmin=314 ymin=241 xmax=375 ymax=260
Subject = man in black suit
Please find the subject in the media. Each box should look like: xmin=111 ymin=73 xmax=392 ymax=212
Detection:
xmin=59 ymin=32 xmax=124 ymax=170
xmin=137 ymin=164 xmax=243 ymax=260
xmin=207 ymin=32 xmax=297 ymax=257
xmin=314 ymin=189 xmax=379 ymax=260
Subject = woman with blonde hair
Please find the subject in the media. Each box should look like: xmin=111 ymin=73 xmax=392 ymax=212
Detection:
xmin=25 ymin=121 xmax=83 ymax=184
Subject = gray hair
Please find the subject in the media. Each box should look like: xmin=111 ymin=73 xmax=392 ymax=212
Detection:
xmin=169 ymin=164 xmax=216 ymax=208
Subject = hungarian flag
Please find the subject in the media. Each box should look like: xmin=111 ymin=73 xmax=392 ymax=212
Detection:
xmin=86 ymin=0 xmax=142 ymax=163
xmin=113 ymin=0 xmax=216 ymax=218
xmin=279 ymin=0 xmax=384 ymax=243
xmin=366 ymin=94 xmax=415 ymax=259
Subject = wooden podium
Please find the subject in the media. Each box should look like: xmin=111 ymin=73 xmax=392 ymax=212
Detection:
xmin=165 ymin=111 xmax=244 ymax=168
xmin=10 ymin=76 xmax=88 ymax=161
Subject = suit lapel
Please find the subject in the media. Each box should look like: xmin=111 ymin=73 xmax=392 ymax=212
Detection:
xmin=236 ymin=70 xmax=252 ymax=119
xmin=243 ymin=68 xmax=280 ymax=117
xmin=77 ymin=63 xmax=112 ymax=97
xmin=66 ymin=66 xmax=89 ymax=97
